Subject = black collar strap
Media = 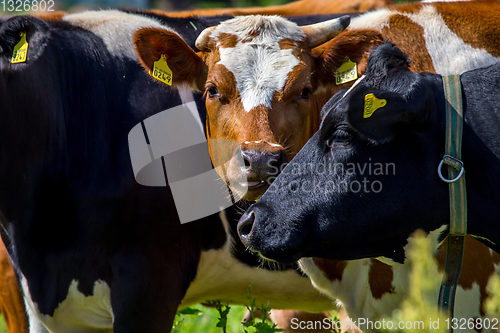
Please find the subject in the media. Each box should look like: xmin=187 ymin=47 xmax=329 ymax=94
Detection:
xmin=437 ymin=74 xmax=467 ymax=327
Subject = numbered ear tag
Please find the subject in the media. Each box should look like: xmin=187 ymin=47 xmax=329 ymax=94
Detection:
xmin=363 ymin=93 xmax=387 ymax=118
xmin=150 ymin=54 xmax=172 ymax=86
xmin=335 ymin=57 xmax=357 ymax=85
xmin=11 ymin=32 xmax=28 ymax=64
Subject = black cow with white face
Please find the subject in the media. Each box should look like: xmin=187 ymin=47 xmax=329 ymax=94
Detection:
xmin=0 ymin=11 xmax=335 ymax=333
xmin=238 ymin=43 xmax=500 ymax=264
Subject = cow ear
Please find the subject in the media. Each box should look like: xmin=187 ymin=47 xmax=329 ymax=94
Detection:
xmin=134 ymin=28 xmax=207 ymax=91
xmin=315 ymin=29 xmax=384 ymax=86
xmin=346 ymin=85 xmax=432 ymax=143
xmin=0 ymin=15 xmax=50 ymax=67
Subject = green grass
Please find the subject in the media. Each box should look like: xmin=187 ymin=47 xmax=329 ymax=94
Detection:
xmin=173 ymin=304 xmax=249 ymax=333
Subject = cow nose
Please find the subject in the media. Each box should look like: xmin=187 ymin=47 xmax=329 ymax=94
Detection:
xmin=241 ymin=150 xmax=287 ymax=176
xmin=237 ymin=211 xmax=255 ymax=246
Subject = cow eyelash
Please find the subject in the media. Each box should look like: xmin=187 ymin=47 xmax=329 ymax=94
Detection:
xmin=326 ymin=127 xmax=353 ymax=147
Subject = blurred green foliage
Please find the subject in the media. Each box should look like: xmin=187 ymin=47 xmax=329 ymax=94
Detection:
xmin=0 ymin=314 xmax=7 ymax=333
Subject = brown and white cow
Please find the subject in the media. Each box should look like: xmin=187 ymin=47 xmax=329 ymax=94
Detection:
xmin=135 ymin=1 xmax=500 ymax=203
xmin=134 ymin=14 xmax=385 ymax=201
xmin=345 ymin=1 xmax=500 ymax=75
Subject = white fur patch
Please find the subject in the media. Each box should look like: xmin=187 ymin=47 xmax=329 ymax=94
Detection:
xmin=210 ymin=16 xmax=304 ymax=113
xmin=349 ymin=8 xmax=394 ymax=31
xmin=181 ymin=211 xmax=333 ymax=312
xmin=22 ymin=276 xmax=113 ymax=333
xmin=404 ymin=5 xmax=500 ymax=75
xmin=63 ymin=10 xmax=166 ymax=61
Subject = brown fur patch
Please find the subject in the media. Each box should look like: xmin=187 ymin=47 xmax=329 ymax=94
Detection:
xmin=434 ymin=2 xmax=500 ymax=58
xmin=435 ymin=236 xmax=500 ymax=316
xmin=0 ymin=238 xmax=28 ymax=333
xmin=368 ymin=259 xmax=395 ymax=299
xmin=241 ymin=29 xmax=261 ymax=43
xmin=168 ymin=0 xmax=393 ymax=18
xmin=382 ymin=15 xmax=435 ymax=73
xmin=35 ymin=12 xmax=65 ymax=21
xmin=217 ymin=33 xmax=238 ymax=48
xmin=279 ymin=38 xmax=297 ymax=50
xmin=313 ymin=258 xmax=347 ymax=282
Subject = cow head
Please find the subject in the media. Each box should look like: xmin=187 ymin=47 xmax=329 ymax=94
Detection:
xmin=135 ymin=16 xmax=383 ymax=201
xmin=237 ymin=44 xmax=452 ymax=263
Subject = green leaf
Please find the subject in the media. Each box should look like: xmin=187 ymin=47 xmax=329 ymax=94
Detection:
xmin=254 ymin=321 xmax=285 ymax=333
xmin=177 ymin=307 xmax=202 ymax=315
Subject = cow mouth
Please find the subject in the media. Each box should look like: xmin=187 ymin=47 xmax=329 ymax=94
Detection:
xmin=229 ymin=179 xmax=270 ymax=201
xmin=238 ymin=180 xmax=266 ymax=188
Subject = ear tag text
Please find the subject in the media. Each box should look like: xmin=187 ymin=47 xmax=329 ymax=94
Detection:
xmin=11 ymin=32 xmax=28 ymax=64
xmin=363 ymin=93 xmax=386 ymax=118
xmin=151 ymin=54 xmax=172 ymax=86
xmin=336 ymin=57 xmax=357 ymax=85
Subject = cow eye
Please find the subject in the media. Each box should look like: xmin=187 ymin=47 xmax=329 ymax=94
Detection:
xmin=327 ymin=128 xmax=353 ymax=147
xmin=298 ymin=87 xmax=311 ymax=100
xmin=205 ymin=85 xmax=221 ymax=98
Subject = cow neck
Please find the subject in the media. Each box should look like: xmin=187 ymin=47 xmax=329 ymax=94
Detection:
xmin=436 ymin=74 xmax=467 ymax=324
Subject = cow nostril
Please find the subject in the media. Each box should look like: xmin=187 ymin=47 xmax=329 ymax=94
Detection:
xmin=241 ymin=150 xmax=252 ymax=169
xmin=237 ymin=211 xmax=255 ymax=243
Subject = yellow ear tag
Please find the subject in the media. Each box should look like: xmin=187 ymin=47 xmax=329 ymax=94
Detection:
xmin=151 ymin=54 xmax=172 ymax=86
xmin=363 ymin=93 xmax=387 ymax=118
xmin=11 ymin=32 xmax=28 ymax=64
xmin=335 ymin=57 xmax=357 ymax=85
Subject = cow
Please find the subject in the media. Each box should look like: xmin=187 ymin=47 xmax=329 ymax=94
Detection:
xmin=133 ymin=14 xmax=385 ymax=203
xmin=0 ymin=10 xmax=339 ymax=333
xmin=237 ymin=43 xmax=500 ymax=331
xmin=134 ymin=1 xmax=500 ymax=204
xmin=168 ymin=0 xmax=393 ymax=18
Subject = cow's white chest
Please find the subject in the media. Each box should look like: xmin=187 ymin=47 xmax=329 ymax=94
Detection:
xmin=217 ymin=43 xmax=299 ymax=113
xmin=22 ymin=277 xmax=113 ymax=333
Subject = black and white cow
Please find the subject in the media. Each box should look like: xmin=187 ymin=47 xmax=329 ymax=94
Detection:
xmin=239 ymin=42 xmax=500 ymax=262
xmin=237 ymin=43 xmax=500 ymax=330
xmin=0 ymin=11 xmax=334 ymax=333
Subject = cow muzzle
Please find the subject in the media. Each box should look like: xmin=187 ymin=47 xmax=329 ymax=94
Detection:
xmin=232 ymin=148 xmax=286 ymax=200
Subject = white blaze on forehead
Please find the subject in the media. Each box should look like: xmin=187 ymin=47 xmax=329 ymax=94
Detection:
xmin=211 ymin=16 xmax=305 ymax=112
